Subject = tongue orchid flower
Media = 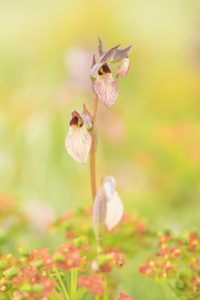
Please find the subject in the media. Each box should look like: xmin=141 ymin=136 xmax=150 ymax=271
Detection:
xmin=65 ymin=105 xmax=93 ymax=163
xmin=91 ymin=39 xmax=132 ymax=108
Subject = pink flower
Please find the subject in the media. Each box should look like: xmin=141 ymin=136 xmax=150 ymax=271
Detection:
xmin=12 ymin=268 xmax=55 ymax=299
xmin=54 ymin=243 xmax=82 ymax=270
xmin=30 ymin=248 xmax=53 ymax=269
xmin=100 ymin=248 xmax=125 ymax=273
xmin=93 ymin=176 xmax=124 ymax=232
xmin=78 ymin=274 xmax=105 ymax=296
xmin=91 ymin=39 xmax=132 ymax=108
xmin=65 ymin=105 xmax=93 ymax=163
xmin=118 ymin=292 xmax=135 ymax=300
xmin=106 ymin=248 xmax=125 ymax=267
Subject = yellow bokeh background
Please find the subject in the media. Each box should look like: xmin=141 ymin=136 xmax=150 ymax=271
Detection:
xmin=0 ymin=0 xmax=200 ymax=298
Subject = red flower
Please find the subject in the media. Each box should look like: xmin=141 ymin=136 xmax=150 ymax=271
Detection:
xmin=118 ymin=292 xmax=135 ymax=300
xmin=139 ymin=260 xmax=157 ymax=276
xmin=160 ymin=261 xmax=173 ymax=275
xmin=30 ymin=248 xmax=53 ymax=269
xmin=54 ymin=243 xmax=82 ymax=270
xmin=12 ymin=267 xmax=55 ymax=299
xmin=189 ymin=232 xmax=199 ymax=252
xmin=192 ymin=276 xmax=200 ymax=290
xmin=106 ymin=248 xmax=125 ymax=267
xmin=170 ymin=247 xmax=181 ymax=258
xmin=93 ymin=248 xmax=125 ymax=274
xmin=78 ymin=274 xmax=105 ymax=296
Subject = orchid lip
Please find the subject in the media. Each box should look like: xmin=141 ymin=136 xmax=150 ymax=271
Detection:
xmin=69 ymin=111 xmax=84 ymax=127
xmin=70 ymin=116 xmax=79 ymax=126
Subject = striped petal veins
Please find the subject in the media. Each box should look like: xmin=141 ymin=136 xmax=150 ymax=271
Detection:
xmin=93 ymin=73 xmax=119 ymax=108
xmin=65 ymin=126 xmax=91 ymax=163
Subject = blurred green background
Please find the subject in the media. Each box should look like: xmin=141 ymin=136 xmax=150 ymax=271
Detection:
xmin=0 ymin=0 xmax=200 ymax=297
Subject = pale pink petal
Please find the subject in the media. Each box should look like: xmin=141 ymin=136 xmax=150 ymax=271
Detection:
xmin=102 ymin=176 xmax=124 ymax=231
xmin=93 ymin=176 xmax=124 ymax=232
xmin=65 ymin=126 xmax=91 ymax=163
xmin=113 ymin=45 xmax=133 ymax=62
xmin=105 ymin=191 xmax=124 ymax=231
xmin=93 ymin=189 xmax=107 ymax=228
xmin=91 ymin=62 xmax=103 ymax=78
xmin=99 ymin=44 xmax=120 ymax=65
xmin=94 ymin=74 xmax=119 ymax=108
xmin=116 ymin=58 xmax=130 ymax=78
xmin=103 ymin=176 xmax=116 ymax=199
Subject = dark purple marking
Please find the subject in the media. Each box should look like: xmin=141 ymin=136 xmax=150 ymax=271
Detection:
xmin=70 ymin=116 xmax=79 ymax=126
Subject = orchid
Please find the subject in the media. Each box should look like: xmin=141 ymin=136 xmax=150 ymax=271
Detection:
xmin=91 ymin=38 xmax=132 ymax=107
xmin=65 ymin=105 xmax=93 ymax=163
xmin=93 ymin=176 xmax=124 ymax=234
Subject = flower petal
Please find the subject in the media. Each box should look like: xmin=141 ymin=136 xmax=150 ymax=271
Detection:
xmin=93 ymin=189 xmax=107 ymax=228
xmin=94 ymin=74 xmax=119 ymax=108
xmin=98 ymin=38 xmax=104 ymax=56
xmin=99 ymin=44 xmax=120 ymax=65
xmin=91 ymin=62 xmax=103 ymax=78
xmin=102 ymin=176 xmax=124 ymax=231
xmin=105 ymin=191 xmax=124 ymax=230
xmin=65 ymin=126 xmax=91 ymax=163
xmin=103 ymin=176 xmax=116 ymax=199
xmin=116 ymin=58 xmax=130 ymax=78
xmin=113 ymin=45 xmax=133 ymax=62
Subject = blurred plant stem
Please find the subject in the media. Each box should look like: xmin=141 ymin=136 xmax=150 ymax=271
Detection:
xmin=70 ymin=269 xmax=78 ymax=300
xmin=90 ymin=95 xmax=98 ymax=202
xmin=54 ymin=266 xmax=70 ymax=300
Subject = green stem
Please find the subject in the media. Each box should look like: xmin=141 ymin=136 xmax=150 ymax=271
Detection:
xmin=70 ymin=269 xmax=78 ymax=300
xmin=74 ymin=269 xmax=78 ymax=300
xmin=103 ymin=278 xmax=108 ymax=300
xmin=54 ymin=266 xmax=70 ymax=300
